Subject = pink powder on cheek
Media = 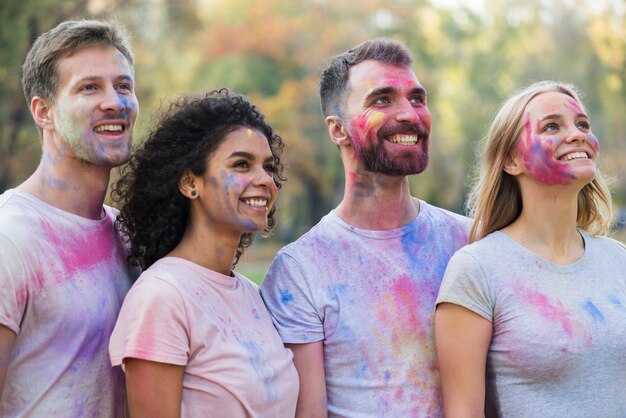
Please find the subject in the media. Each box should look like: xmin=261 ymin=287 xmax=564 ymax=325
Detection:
xmin=587 ymin=133 xmax=600 ymax=153
xmin=519 ymin=118 xmax=575 ymax=185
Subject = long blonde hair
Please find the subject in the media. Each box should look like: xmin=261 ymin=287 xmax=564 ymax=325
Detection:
xmin=468 ymin=80 xmax=613 ymax=242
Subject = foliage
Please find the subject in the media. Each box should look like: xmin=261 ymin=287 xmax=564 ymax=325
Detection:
xmin=1 ymin=0 xmax=625 ymax=245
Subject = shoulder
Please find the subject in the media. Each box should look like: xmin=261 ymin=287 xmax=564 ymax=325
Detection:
xmin=276 ymin=212 xmax=340 ymax=257
xmin=584 ymin=232 xmax=626 ymax=260
xmin=420 ymin=200 xmax=471 ymax=229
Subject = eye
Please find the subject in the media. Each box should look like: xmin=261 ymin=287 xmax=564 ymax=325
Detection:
xmin=577 ymin=120 xmax=590 ymax=130
xmin=116 ymin=83 xmax=133 ymax=93
xmin=80 ymin=84 xmax=97 ymax=92
xmin=233 ymin=160 xmax=250 ymax=169
xmin=541 ymin=122 xmax=559 ymax=133
xmin=264 ymin=163 xmax=276 ymax=173
xmin=409 ymin=95 xmax=425 ymax=105
xmin=374 ymin=96 xmax=391 ymax=105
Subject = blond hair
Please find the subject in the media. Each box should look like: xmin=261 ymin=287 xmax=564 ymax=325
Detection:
xmin=468 ymin=80 xmax=613 ymax=242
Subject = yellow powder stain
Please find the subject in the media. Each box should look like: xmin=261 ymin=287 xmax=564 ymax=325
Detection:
xmin=246 ymin=128 xmax=253 ymax=137
xmin=366 ymin=112 xmax=385 ymax=131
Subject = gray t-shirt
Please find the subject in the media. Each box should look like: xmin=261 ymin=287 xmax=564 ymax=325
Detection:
xmin=261 ymin=201 xmax=470 ymax=417
xmin=437 ymin=230 xmax=626 ymax=417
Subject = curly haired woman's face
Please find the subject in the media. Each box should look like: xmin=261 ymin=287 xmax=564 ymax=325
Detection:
xmin=192 ymin=126 xmax=278 ymax=235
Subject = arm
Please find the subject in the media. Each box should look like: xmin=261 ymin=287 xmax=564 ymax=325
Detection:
xmin=435 ymin=302 xmax=493 ymax=418
xmin=0 ymin=325 xmax=16 ymax=400
xmin=286 ymin=342 xmax=328 ymax=418
xmin=125 ymin=358 xmax=185 ymax=418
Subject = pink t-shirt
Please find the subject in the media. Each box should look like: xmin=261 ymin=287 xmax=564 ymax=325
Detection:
xmin=109 ymin=257 xmax=298 ymax=418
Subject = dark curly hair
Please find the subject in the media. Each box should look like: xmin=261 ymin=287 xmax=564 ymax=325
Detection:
xmin=112 ymin=88 xmax=286 ymax=272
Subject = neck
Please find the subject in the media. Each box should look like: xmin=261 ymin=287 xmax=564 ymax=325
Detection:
xmin=168 ymin=208 xmax=240 ymax=276
xmin=335 ymin=168 xmax=419 ymax=230
xmin=502 ymin=183 xmax=583 ymax=264
xmin=19 ymin=150 xmax=111 ymax=220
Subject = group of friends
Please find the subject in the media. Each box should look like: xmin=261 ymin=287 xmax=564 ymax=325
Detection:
xmin=0 ymin=18 xmax=625 ymax=418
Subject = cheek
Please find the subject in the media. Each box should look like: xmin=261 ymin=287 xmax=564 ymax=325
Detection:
xmin=587 ymin=134 xmax=600 ymax=153
xmin=352 ymin=112 xmax=385 ymax=144
xmin=417 ymin=108 xmax=432 ymax=129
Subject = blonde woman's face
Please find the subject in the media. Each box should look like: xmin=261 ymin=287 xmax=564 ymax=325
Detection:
xmin=514 ymin=92 xmax=599 ymax=186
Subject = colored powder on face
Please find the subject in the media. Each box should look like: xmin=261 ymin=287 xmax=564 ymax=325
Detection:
xmin=519 ymin=117 xmax=575 ymax=185
xmin=566 ymin=98 xmax=584 ymax=115
xmin=366 ymin=112 xmax=385 ymax=133
xmin=582 ymin=301 xmax=605 ymax=322
xmin=516 ymin=285 xmax=574 ymax=336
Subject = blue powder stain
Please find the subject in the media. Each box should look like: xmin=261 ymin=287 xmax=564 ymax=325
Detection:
xmin=608 ymin=295 xmax=626 ymax=311
xmin=280 ymin=289 xmax=294 ymax=303
xmin=327 ymin=283 xmax=348 ymax=299
xmin=583 ymin=301 xmax=605 ymax=322
xmin=384 ymin=370 xmax=391 ymax=384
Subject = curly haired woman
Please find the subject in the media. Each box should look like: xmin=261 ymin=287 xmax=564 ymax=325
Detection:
xmin=108 ymin=89 xmax=298 ymax=417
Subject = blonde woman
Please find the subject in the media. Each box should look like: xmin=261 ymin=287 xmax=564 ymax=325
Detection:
xmin=435 ymin=81 xmax=626 ymax=417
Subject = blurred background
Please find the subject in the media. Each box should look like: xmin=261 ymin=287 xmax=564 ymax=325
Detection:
xmin=2 ymin=0 xmax=625 ymax=280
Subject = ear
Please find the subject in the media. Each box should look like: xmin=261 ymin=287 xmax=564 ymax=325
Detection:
xmin=503 ymin=153 xmax=523 ymax=176
xmin=326 ymin=116 xmax=351 ymax=147
xmin=178 ymin=170 xmax=200 ymax=199
xmin=31 ymin=96 xmax=54 ymax=131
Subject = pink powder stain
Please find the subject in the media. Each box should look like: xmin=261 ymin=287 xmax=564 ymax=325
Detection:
xmin=566 ymin=98 xmax=584 ymax=115
xmin=518 ymin=117 xmax=575 ymax=185
xmin=516 ymin=285 xmax=574 ymax=336
xmin=38 ymin=219 xmax=116 ymax=288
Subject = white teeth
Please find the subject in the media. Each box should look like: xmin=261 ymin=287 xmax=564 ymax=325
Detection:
xmin=94 ymin=124 xmax=123 ymax=133
xmin=387 ymin=134 xmax=418 ymax=145
xmin=559 ymin=152 xmax=588 ymax=161
xmin=243 ymin=199 xmax=268 ymax=207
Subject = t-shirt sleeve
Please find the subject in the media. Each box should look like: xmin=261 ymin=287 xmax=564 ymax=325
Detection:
xmin=0 ymin=234 xmax=28 ymax=334
xmin=260 ymin=251 xmax=324 ymax=344
xmin=109 ymin=275 xmax=190 ymax=368
xmin=436 ymin=249 xmax=494 ymax=322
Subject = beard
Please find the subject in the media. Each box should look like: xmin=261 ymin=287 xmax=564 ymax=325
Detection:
xmin=356 ymin=122 xmax=430 ymax=176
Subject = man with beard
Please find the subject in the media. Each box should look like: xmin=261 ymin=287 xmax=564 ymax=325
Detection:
xmin=0 ymin=20 xmax=138 ymax=417
xmin=261 ymin=38 xmax=470 ymax=417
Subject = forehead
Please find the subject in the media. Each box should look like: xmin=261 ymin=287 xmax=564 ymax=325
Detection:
xmin=526 ymin=91 xmax=584 ymax=117
xmin=213 ymin=126 xmax=271 ymax=158
xmin=56 ymin=46 xmax=133 ymax=86
xmin=347 ymin=60 xmax=421 ymax=98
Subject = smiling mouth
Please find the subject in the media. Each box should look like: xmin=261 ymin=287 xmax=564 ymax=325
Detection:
xmin=559 ymin=151 xmax=589 ymax=161
xmin=386 ymin=134 xmax=418 ymax=145
xmin=94 ymin=124 xmax=124 ymax=134
xmin=242 ymin=198 xmax=268 ymax=207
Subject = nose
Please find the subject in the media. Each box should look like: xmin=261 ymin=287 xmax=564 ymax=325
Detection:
xmin=395 ymin=98 xmax=420 ymax=124
xmin=564 ymin=125 xmax=587 ymax=144
xmin=100 ymin=85 xmax=126 ymax=113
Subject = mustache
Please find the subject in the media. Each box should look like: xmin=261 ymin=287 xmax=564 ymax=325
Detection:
xmin=377 ymin=123 xmax=429 ymax=140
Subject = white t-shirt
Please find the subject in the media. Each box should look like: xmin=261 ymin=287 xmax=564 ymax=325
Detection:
xmin=437 ymin=230 xmax=626 ymax=417
xmin=0 ymin=189 xmax=132 ymax=417
xmin=109 ymin=257 xmax=299 ymax=418
xmin=261 ymin=201 xmax=470 ymax=417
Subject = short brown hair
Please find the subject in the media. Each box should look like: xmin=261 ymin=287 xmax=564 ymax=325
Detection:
xmin=21 ymin=19 xmax=134 ymax=104
xmin=319 ymin=38 xmax=413 ymax=118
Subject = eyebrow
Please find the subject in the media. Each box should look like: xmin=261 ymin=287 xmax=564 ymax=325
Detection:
xmin=540 ymin=112 xmax=588 ymax=122
xmin=364 ymin=86 xmax=426 ymax=103
xmin=227 ymin=151 xmax=275 ymax=162
xmin=71 ymin=74 xmax=134 ymax=86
